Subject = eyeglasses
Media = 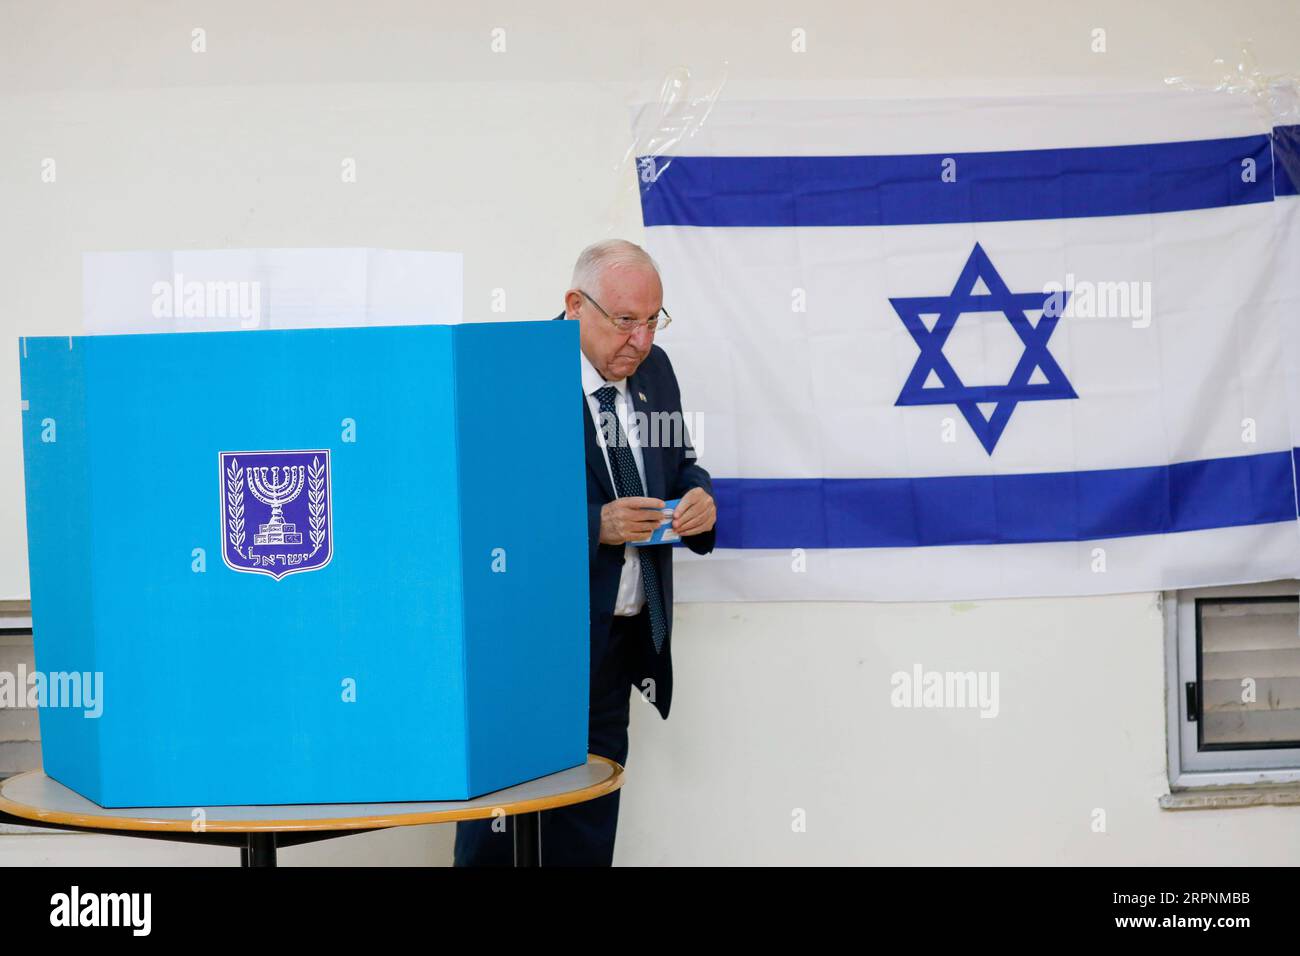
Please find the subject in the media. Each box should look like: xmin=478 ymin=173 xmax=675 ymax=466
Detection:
xmin=579 ymin=289 xmax=672 ymax=333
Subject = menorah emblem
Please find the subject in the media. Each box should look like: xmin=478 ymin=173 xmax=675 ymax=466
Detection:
xmin=220 ymin=449 xmax=332 ymax=580
xmin=249 ymin=464 xmax=305 ymax=545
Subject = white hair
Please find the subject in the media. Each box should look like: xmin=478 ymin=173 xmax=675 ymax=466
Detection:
xmin=570 ymin=239 xmax=661 ymax=297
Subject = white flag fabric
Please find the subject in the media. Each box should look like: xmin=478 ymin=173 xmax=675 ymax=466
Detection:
xmin=637 ymin=91 xmax=1300 ymax=601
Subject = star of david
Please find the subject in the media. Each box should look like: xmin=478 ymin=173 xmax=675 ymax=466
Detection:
xmin=892 ymin=243 xmax=1077 ymax=454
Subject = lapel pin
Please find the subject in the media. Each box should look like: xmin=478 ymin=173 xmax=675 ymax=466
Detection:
xmin=638 ymin=391 xmax=647 ymax=402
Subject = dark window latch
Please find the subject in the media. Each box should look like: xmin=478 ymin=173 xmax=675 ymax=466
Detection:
xmin=1185 ymin=682 xmax=1199 ymax=722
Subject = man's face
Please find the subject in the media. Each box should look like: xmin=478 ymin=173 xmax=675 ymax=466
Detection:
xmin=569 ymin=264 xmax=663 ymax=381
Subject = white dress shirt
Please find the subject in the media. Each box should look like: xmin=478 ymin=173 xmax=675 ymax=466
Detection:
xmin=580 ymin=349 xmax=648 ymax=617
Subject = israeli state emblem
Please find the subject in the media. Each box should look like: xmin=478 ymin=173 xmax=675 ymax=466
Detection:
xmin=219 ymin=449 xmax=332 ymax=580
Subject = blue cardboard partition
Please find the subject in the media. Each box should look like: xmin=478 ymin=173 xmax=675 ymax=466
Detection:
xmin=18 ymin=322 xmax=589 ymax=807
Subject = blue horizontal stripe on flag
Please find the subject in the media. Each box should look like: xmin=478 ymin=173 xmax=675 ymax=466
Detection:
xmin=708 ymin=450 xmax=1298 ymax=549
xmin=1276 ymin=124 xmax=1300 ymax=196
xmin=640 ymin=132 xmax=1283 ymax=227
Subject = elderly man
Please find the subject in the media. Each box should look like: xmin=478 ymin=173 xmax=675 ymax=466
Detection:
xmin=453 ymin=239 xmax=717 ymax=866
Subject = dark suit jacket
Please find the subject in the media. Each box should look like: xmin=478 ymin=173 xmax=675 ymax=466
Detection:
xmin=558 ymin=314 xmax=715 ymax=720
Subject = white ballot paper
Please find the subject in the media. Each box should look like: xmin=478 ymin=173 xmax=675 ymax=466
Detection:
xmin=82 ymin=248 xmax=463 ymax=334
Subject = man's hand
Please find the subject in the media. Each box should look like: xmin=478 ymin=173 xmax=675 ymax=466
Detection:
xmin=671 ymin=486 xmax=716 ymax=537
xmin=600 ymin=496 xmax=667 ymax=545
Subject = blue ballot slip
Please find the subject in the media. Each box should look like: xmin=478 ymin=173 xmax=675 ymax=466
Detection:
xmin=629 ymin=498 xmax=681 ymax=546
xmin=18 ymin=321 xmax=590 ymax=808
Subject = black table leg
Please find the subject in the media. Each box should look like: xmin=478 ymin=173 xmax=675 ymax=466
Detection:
xmin=245 ymin=832 xmax=277 ymax=867
xmin=513 ymin=812 xmax=540 ymax=867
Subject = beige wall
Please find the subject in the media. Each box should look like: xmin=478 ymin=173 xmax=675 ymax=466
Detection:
xmin=2 ymin=0 xmax=1298 ymax=864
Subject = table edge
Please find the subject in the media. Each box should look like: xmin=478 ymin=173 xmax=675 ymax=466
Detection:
xmin=0 ymin=755 xmax=624 ymax=833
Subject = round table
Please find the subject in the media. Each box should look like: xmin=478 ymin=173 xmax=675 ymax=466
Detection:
xmin=0 ymin=755 xmax=623 ymax=866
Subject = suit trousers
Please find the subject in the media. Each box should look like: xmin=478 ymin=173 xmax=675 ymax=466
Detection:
xmin=452 ymin=610 xmax=647 ymax=866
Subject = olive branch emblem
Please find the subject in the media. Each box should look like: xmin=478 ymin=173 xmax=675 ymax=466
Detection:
xmin=226 ymin=458 xmax=247 ymax=558
xmin=307 ymin=456 xmax=327 ymax=557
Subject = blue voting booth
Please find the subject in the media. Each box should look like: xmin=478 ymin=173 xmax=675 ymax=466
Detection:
xmin=18 ymin=322 xmax=590 ymax=808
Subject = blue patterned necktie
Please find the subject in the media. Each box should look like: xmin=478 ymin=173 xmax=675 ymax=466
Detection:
xmin=594 ymin=385 xmax=667 ymax=653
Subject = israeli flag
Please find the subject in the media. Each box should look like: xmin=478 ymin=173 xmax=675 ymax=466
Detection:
xmin=637 ymin=91 xmax=1300 ymax=601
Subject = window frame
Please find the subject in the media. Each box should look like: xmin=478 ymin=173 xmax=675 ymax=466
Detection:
xmin=1165 ymin=580 xmax=1300 ymax=789
xmin=0 ymin=599 xmax=36 ymax=784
